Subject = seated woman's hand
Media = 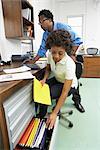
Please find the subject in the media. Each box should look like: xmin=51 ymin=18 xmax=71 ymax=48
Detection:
xmin=40 ymin=79 xmax=46 ymax=86
xmin=46 ymin=112 xmax=57 ymax=130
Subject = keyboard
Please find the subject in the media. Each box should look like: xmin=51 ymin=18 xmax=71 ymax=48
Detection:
xmin=24 ymin=64 xmax=40 ymax=70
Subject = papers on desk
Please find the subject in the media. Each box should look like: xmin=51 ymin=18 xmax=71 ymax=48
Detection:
xmin=38 ymin=58 xmax=47 ymax=61
xmin=33 ymin=78 xmax=51 ymax=105
xmin=35 ymin=57 xmax=47 ymax=69
xmin=0 ymin=71 xmax=34 ymax=82
xmin=3 ymin=66 xmax=31 ymax=73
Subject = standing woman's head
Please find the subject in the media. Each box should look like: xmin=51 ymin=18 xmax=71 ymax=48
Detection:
xmin=46 ymin=29 xmax=72 ymax=63
xmin=38 ymin=9 xmax=54 ymax=32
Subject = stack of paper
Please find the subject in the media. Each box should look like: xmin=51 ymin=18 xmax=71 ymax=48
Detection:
xmin=35 ymin=58 xmax=47 ymax=69
xmin=0 ymin=71 xmax=34 ymax=82
xmin=0 ymin=66 xmax=34 ymax=82
xmin=22 ymin=8 xmax=31 ymax=21
xmin=3 ymin=66 xmax=31 ymax=73
xmin=38 ymin=58 xmax=47 ymax=61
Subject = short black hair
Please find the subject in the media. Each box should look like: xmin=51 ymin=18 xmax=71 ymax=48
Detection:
xmin=38 ymin=9 xmax=53 ymax=21
xmin=46 ymin=29 xmax=72 ymax=55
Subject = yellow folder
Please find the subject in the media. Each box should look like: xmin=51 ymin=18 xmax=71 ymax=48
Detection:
xmin=33 ymin=78 xmax=51 ymax=105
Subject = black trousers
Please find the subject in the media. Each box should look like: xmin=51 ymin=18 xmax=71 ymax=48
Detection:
xmin=36 ymin=77 xmax=81 ymax=118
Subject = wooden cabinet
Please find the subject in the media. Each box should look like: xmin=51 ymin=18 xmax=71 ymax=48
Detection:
xmin=1 ymin=0 xmax=34 ymax=39
xmin=82 ymin=55 xmax=100 ymax=78
xmin=0 ymin=64 xmax=58 ymax=150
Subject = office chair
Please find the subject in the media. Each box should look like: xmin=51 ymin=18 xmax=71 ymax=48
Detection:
xmin=55 ymin=55 xmax=84 ymax=128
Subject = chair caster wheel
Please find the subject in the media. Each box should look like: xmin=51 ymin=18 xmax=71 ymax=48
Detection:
xmin=80 ymin=83 xmax=82 ymax=86
xmin=69 ymin=110 xmax=73 ymax=115
xmin=68 ymin=122 xmax=73 ymax=128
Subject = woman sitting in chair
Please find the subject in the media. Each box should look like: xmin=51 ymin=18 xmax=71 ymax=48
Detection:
xmin=39 ymin=29 xmax=85 ymax=130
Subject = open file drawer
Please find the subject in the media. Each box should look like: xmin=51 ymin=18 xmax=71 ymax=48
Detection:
xmin=3 ymin=82 xmax=59 ymax=150
xmin=15 ymin=117 xmax=59 ymax=150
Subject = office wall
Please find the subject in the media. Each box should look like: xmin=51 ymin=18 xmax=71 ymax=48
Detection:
xmin=54 ymin=0 xmax=100 ymax=49
xmin=86 ymin=0 xmax=100 ymax=48
xmin=0 ymin=0 xmax=100 ymax=62
xmin=0 ymin=0 xmax=53 ymax=61
xmin=0 ymin=0 xmax=21 ymax=62
xmin=31 ymin=0 xmax=54 ymax=53
xmin=32 ymin=0 xmax=100 ymax=51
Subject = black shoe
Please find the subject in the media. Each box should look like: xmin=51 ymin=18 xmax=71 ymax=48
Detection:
xmin=75 ymin=103 xmax=85 ymax=113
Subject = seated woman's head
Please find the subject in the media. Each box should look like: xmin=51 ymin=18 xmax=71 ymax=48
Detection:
xmin=46 ymin=29 xmax=72 ymax=63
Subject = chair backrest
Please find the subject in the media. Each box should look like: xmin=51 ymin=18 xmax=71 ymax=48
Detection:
xmin=75 ymin=55 xmax=83 ymax=79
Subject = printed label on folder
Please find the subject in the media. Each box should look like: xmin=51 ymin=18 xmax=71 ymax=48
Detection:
xmin=33 ymin=78 xmax=51 ymax=105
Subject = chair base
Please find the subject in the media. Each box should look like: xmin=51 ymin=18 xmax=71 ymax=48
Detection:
xmin=59 ymin=110 xmax=73 ymax=128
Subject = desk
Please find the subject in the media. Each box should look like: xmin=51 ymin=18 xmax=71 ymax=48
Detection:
xmin=82 ymin=55 xmax=100 ymax=78
xmin=0 ymin=62 xmax=58 ymax=150
xmin=0 ymin=62 xmax=44 ymax=150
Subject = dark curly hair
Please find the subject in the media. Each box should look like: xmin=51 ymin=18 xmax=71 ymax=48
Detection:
xmin=46 ymin=29 xmax=72 ymax=55
xmin=38 ymin=9 xmax=53 ymax=22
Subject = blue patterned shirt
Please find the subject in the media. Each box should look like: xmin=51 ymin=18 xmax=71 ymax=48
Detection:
xmin=37 ymin=22 xmax=83 ymax=57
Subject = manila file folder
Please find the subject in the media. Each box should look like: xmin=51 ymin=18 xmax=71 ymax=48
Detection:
xmin=33 ymin=78 xmax=51 ymax=105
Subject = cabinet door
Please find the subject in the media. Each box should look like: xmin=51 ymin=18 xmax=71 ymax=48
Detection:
xmin=82 ymin=56 xmax=100 ymax=78
xmin=2 ymin=0 xmax=22 ymax=38
xmin=1 ymin=0 xmax=34 ymax=39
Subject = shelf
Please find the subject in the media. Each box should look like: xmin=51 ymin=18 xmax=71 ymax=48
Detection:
xmin=1 ymin=0 xmax=34 ymax=39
